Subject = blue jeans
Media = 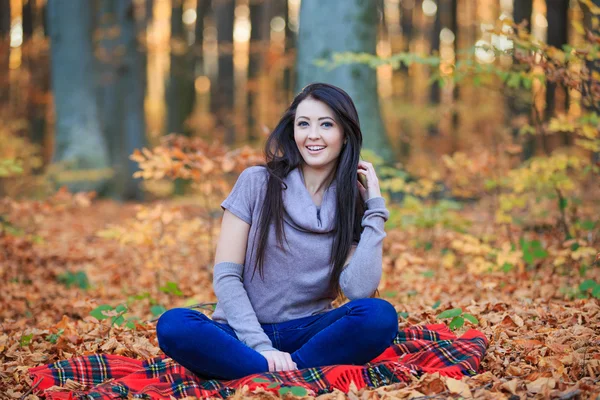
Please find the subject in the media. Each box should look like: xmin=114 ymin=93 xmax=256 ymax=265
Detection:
xmin=156 ymin=298 xmax=399 ymax=380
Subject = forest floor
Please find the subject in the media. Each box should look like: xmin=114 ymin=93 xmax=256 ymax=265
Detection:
xmin=0 ymin=193 xmax=599 ymax=399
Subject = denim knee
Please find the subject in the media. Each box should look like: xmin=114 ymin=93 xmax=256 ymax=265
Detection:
xmin=156 ymin=308 xmax=198 ymax=352
xmin=349 ymin=298 xmax=398 ymax=339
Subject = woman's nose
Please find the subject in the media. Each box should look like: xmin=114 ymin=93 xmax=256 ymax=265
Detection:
xmin=308 ymin=127 xmax=321 ymax=139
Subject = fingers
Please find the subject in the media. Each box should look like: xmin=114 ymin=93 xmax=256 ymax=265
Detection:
xmin=275 ymin=352 xmax=296 ymax=371
xmin=263 ymin=351 xmax=297 ymax=372
xmin=284 ymin=352 xmax=298 ymax=371
xmin=266 ymin=355 xmax=275 ymax=372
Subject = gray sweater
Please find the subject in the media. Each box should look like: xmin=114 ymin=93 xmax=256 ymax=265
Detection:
xmin=212 ymin=166 xmax=389 ymax=352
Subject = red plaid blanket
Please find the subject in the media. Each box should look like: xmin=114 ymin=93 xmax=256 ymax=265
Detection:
xmin=29 ymin=324 xmax=487 ymax=399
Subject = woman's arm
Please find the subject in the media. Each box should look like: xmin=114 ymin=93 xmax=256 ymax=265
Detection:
xmin=212 ymin=210 xmax=276 ymax=352
xmin=339 ymin=196 xmax=389 ymax=299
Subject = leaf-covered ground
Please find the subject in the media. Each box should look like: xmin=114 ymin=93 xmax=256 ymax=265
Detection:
xmin=1 ymin=194 xmax=599 ymax=399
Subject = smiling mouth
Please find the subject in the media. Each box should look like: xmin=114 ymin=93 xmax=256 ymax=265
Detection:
xmin=306 ymin=146 xmax=326 ymax=153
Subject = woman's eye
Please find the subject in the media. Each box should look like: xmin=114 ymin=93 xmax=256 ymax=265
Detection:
xmin=298 ymin=121 xmax=308 ymax=127
xmin=322 ymin=122 xmax=333 ymax=128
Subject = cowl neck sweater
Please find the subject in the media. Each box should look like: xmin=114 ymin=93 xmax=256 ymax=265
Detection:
xmin=282 ymin=166 xmax=336 ymax=233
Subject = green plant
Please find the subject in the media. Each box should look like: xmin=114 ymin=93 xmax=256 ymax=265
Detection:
xmin=57 ymin=270 xmax=90 ymax=290
xmin=19 ymin=333 xmax=34 ymax=347
xmin=90 ymin=304 xmax=139 ymax=330
xmin=520 ymin=239 xmax=548 ymax=267
xmin=159 ymin=281 xmax=183 ymax=296
xmin=46 ymin=329 xmax=65 ymax=344
xmin=252 ymin=378 xmax=308 ymax=397
xmin=579 ymin=279 xmax=600 ymax=299
xmin=436 ymin=308 xmax=479 ymax=330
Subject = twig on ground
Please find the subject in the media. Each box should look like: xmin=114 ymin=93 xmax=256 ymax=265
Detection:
xmin=20 ymin=378 xmax=41 ymax=400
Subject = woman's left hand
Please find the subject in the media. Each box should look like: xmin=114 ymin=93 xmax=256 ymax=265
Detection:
xmin=357 ymin=160 xmax=382 ymax=203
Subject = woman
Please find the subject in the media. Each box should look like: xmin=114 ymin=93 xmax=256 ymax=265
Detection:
xmin=156 ymin=83 xmax=398 ymax=380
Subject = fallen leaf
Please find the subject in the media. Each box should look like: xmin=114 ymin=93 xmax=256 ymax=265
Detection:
xmin=445 ymin=377 xmax=472 ymax=398
xmin=526 ymin=377 xmax=555 ymax=394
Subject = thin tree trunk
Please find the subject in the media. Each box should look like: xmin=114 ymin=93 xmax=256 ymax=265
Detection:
xmin=247 ymin=0 xmax=269 ymax=143
xmin=22 ymin=0 xmax=33 ymax=39
xmin=544 ymin=0 xmax=569 ymax=137
xmin=282 ymin=0 xmax=295 ymax=101
xmin=296 ymin=0 xmax=394 ymax=163
xmin=24 ymin=0 xmax=47 ymax=149
xmin=398 ymin=0 xmax=415 ymax=160
xmin=166 ymin=1 xmax=194 ymax=136
xmin=210 ymin=0 xmax=235 ymax=145
xmin=450 ymin=0 xmax=459 ymax=152
xmin=47 ymin=0 xmax=110 ymax=192
xmin=0 ymin=0 xmax=10 ymax=105
xmin=194 ymin=0 xmax=210 ymax=75
xmin=582 ymin=0 xmax=600 ymax=163
xmin=509 ymin=0 xmax=534 ymax=159
xmin=427 ymin=0 xmax=442 ymax=136
xmin=118 ymin=0 xmax=147 ymax=200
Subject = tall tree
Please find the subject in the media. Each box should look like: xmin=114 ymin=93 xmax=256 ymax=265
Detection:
xmin=0 ymin=0 xmax=10 ymax=104
xmin=210 ymin=0 xmax=235 ymax=145
xmin=282 ymin=0 xmax=296 ymax=101
xmin=449 ymin=0 xmax=459 ymax=151
xmin=47 ymin=0 xmax=110 ymax=192
xmin=427 ymin=0 xmax=443 ymax=136
xmin=166 ymin=0 xmax=195 ymax=137
xmin=96 ymin=0 xmax=147 ymax=200
xmin=545 ymin=0 xmax=569 ymax=124
xmin=296 ymin=0 xmax=394 ymax=163
xmin=399 ymin=0 xmax=414 ymax=57
xmin=508 ymin=0 xmax=534 ymax=159
xmin=194 ymin=0 xmax=210 ymax=75
xmin=247 ymin=0 xmax=269 ymax=143
xmin=24 ymin=0 xmax=48 ymax=149
xmin=581 ymin=0 xmax=600 ymax=163
xmin=22 ymin=0 xmax=33 ymax=39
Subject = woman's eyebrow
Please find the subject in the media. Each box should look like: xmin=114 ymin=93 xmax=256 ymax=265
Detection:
xmin=295 ymin=116 xmax=334 ymax=121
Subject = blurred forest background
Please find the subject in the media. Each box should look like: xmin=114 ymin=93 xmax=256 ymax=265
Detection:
xmin=2 ymin=0 xmax=600 ymax=397
xmin=1 ymin=0 xmax=597 ymax=199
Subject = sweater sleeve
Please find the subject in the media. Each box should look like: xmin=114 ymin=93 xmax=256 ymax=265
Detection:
xmin=221 ymin=167 xmax=264 ymax=225
xmin=213 ymin=262 xmax=276 ymax=352
xmin=340 ymin=196 xmax=389 ymax=300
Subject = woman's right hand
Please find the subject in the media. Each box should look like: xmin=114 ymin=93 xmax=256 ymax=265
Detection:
xmin=259 ymin=350 xmax=298 ymax=372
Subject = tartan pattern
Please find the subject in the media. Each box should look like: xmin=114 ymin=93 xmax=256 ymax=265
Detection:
xmin=29 ymin=323 xmax=487 ymax=400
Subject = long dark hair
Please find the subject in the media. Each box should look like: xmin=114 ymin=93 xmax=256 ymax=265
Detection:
xmin=250 ymin=82 xmax=365 ymax=299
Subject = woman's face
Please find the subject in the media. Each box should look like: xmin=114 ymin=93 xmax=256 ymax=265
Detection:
xmin=293 ymin=97 xmax=345 ymax=171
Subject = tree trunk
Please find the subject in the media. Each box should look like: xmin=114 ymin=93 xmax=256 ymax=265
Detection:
xmin=247 ymin=0 xmax=269 ymax=143
xmin=96 ymin=0 xmax=147 ymax=200
xmin=296 ymin=0 xmax=394 ymax=163
xmin=509 ymin=0 xmax=534 ymax=159
xmin=210 ymin=0 xmax=235 ymax=145
xmin=399 ymin=0 xmax=414 ymax=57
xmin=194 ymin=0 xmax=210 ymax=75
xmin=22 ymin=0 xmax=33 ymax=39
xmin=118 ymin=0 xmax=147 ymax=200
xmin=544 ymin=0 xmax=569 ymax=128
xmin=582 ymin=0 xmax=600 ymax=163
xmin=24 ymin=0 xmax=48 ymax=150
xmin=427 ymin=0 xmax=442 ymax=136
xmin=96 ymin=0 xmax=121 ymax=171
xmin=166 ymin=1 xmax=194 ymax=136
xmin=282 ymin=0 xmax=295 ymax=101
xmin=47 ymin=0 xmax=110 ymax=192
xmin=0 ymin=0 xmax=10 ymax=105
xmin=449 ymin=0 xmax=459 ymax=152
